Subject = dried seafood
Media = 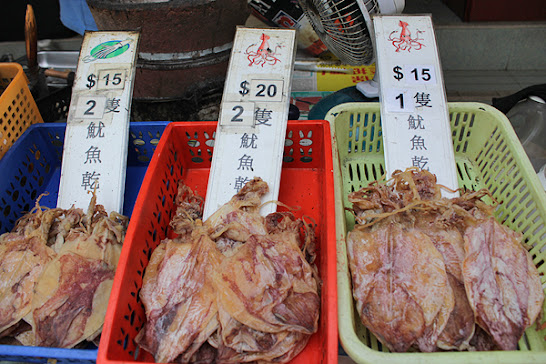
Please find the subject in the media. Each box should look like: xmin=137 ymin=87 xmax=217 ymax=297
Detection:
xmin=347 ymin=168 xmax=544 ymax=352
xmin=136 ymin=177 xmax=320 ymax=363
xmin=0 ymin=194 xmax=128 ymax=348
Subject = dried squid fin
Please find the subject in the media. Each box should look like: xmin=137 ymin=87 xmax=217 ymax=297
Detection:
xmin=178 ymin=313 xmax=219 ymax=363
xmin=414 ymin=215 xmax=476 ymax=351
xmin=217 ymin=327 xmax=309 ymax=363
xmin=415 ymin=213 xmax=466 ymax=281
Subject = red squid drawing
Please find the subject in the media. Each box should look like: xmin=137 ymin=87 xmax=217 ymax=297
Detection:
xmin=245 ymin=33 xmax=282 ymax=67
xmin=388 ymin=20 xmax=425 ymax=52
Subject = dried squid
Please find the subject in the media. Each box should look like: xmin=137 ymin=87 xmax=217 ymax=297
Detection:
xmin=136 ymin=178 xmax=320 ymax=363
xmin=0 ymin=194 xmax=128 ymax=348
xmin=347 ymin=168 xmax=544 ymax=352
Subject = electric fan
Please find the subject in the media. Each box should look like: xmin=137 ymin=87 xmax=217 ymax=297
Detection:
xmin=298 ymin=0 xmax=404 ymax=97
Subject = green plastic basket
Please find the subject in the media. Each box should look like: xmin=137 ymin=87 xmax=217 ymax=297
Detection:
xmin=326 ymin=102 xmax=546 ymax=364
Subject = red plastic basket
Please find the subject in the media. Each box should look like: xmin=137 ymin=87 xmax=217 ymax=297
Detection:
xmin=97 ymin=120 xmax=338 ymax=364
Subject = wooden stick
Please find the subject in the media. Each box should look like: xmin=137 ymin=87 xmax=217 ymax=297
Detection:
xmin=44 ymin=69 xmax=71 ymax=79
xmin=25 ymin=4 xmax=38 ymax=71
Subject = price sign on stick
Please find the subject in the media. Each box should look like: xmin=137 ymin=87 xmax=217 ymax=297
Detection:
xmin=373 ymin=16 xmax=458 ymax=197
xmin=57 ymin=31 xmax=140 ymax=212
xmin=203 ymin=27 xmax=297 ymax=219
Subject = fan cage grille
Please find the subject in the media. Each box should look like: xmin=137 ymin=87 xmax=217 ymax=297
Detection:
xmin=299 ymin=0 xmax=379 ymax=65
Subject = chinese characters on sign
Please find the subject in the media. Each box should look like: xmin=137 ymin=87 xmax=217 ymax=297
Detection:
xmin=220 ymin=80 xmax=280 ymax=191
xmin=82 ymin=171 xmax=100 ymax=191
xmin=408 ymin=113 xmax=428 ymax=170
xmin=73 ymin=93 xmax=127 ymax=193
xmin=87 ymin=121 xmax=105 ymax=138
xmin=222 ymin=77 xmax=283 ymax=190
xmin=255 ymin=107 xmax=273 ymax=126
xmin=415 ymin=92 xmax=432 ymax=108
xmin=105 ymin=97 xmax=121 ymax=113
xmin=81 ymin=122 xmax=106 ymax=190
xmin=235 ymin=132 xmax=259 ymax=190
xmin=240 ymin=132 xmax=258 ymax=149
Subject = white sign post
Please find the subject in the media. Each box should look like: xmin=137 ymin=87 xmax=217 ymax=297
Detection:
xmin=57 ymin=31 xmax=140 ymax=212
xmin=203 ymin=27 xmax=297 ymax=219
xmin=373 ymin=16 xmax=458 ymax=196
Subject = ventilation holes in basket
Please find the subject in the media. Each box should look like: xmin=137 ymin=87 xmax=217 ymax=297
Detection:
xmin=283 ymin=148 xmax=294 ymax=163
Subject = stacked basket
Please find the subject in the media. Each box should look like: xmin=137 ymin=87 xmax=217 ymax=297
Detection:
xmin=0 ymin=63 xmax=43 ymax=160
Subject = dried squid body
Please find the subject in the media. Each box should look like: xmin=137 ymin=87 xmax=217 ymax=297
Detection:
xmin=0 ymin=204 xmax=65 ymax=336
xmin=136 ymin=184 xmax=220 ymax=363
xmin=347 ymin=217 xmax=454 ymax=352
xmin=137 ymin=177 xmax=320 ymax=363
xmin=213 ymin=214 xmax=320 ymax=363
xmin=22 ymin=198 xmax=127 ymax=348
xmin=463 ymin=216 xmax=544 ymax=350
xmin=0 ymin=234 xmax=55 ymax=335
xmin=135 ymin=235 xmax=222 ymax=363
xmin=415 ymin=214 xmax=475 ymax=351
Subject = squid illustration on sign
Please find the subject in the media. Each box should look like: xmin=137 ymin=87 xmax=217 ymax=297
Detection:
xmin=245 ymin=33 xmax=282 ymax=67
xmin=388 ymin=21 xmax=425 ymax=52
xmin=83 ymin=38 xmax=133 ymax=63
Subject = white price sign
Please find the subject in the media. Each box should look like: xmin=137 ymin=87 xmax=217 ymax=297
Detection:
xmin=203 ymin=27 xmax=297 ymax=219
xmin=58 ymin=31 xmax=140 ymax=213
xmin=374 ymin=16 xmax=458 ymax=197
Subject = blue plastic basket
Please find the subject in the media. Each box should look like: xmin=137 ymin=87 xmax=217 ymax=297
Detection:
xmin=0 ymin=121 xmax=168 ymax=363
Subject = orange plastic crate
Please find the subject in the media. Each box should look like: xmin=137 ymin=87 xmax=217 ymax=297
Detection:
xmin=97 ymin=120 xmax=338 ymax=364
xmin=0 ymin=63 xmax=43 ymax=159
